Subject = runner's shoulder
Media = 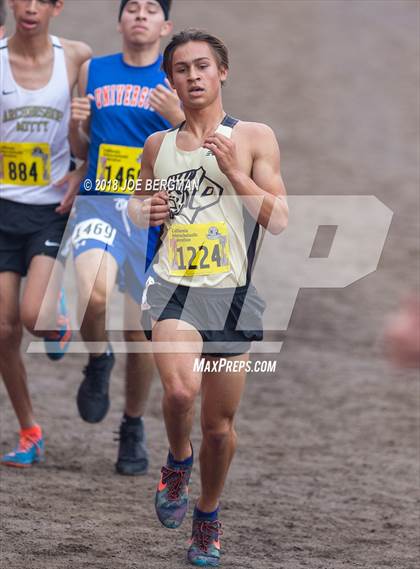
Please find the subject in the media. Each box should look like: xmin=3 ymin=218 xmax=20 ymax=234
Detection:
xmin=90 ymin=52 xmax=121 ymax=66
xmin=60 ymin=38 xmax=92 ymax=66
xmin=144 ymin=129 xmax=171 ymax=159
xmin=234 ymin=121 xmax=279 ymax=155
xmin=234 ymin=120 xmax=276 ymax=140
xmin=83 ymin=53 xmax=123 ymax=79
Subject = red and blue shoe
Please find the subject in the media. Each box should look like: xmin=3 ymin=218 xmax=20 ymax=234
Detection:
xmin=1 ymin=427 xmax=45 ymax=468
xmin=187 ymin=508 xmax=222 ymax=567
xmin=155 ymin=448 xmax=193 ymax=529
xmin=44 ymin=288 xmax=72 ymax=361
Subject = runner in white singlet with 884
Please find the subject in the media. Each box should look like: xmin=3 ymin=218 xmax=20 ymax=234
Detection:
xmin=0 ymin=0 xmax=91 ymax=468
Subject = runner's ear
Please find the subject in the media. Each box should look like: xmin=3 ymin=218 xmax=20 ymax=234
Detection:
xmin=160 ymin=19 xmax=173 ymax=39
xmin=164 ymin=78 xmax=176 ymax=92
xmin=52 ymin=0 xmax=64 ymax=17
xmin=219 ymin=65 xmax=228 ymax=85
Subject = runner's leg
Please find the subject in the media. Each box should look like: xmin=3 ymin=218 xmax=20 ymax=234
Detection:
xmin=75 ymin=248 xmax=118 ymax=356
xmin=115 ymin=294 xmax=155 ymax=475
xmin=198 ymin=354 xmax=249 ymax=512
xmin=123 ymin=293 xmax=154 ymax=417
xmin=153 ymin=318 xmax=203 ymax=527
xmin=74 ymin=248 xmax=118 ymax=422
xmin=0 ymin=271 xmax=34 ymax=429
xmin=21 ymin=255 xmax=63 ymax=337
xmin=152 ymin=318 xmax=203 ymax=460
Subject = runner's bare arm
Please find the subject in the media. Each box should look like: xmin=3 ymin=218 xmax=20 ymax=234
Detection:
xmin=69 ymin=59 xmax=92 ymax=160
xmin=128 ymin=131 xmax=169 ymax=228
xmin=149 ymin=78 xmax=185 ymax=126
xmin=57 ymin=40 xmax=91 ymax=210
xmin=54 ymin=160 xmax=89 ymax=215
xmin=204 ymin=123 xmax=288 ymax=234
xmin=61 ymin=38 xmax=92 ymax=88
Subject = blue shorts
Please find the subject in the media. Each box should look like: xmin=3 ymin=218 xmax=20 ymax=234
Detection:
xmin=72 ymin=195 xmax=159 ymax=303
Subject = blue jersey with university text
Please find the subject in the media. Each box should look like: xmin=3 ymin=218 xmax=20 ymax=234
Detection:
xmin=80 ymin=53 xmax=171 ymax=195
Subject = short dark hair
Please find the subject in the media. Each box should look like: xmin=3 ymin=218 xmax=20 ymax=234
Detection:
xmin=163 ymin=28 xmax=229 ymax=80
xmin=0 ymin=0 xmax=6 ymax=27
xmin=119 ymin=0 xmax=172 ymax=22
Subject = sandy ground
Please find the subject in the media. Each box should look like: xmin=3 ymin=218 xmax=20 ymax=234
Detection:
xmin=1 ymin=1 xmax=419 ymax=568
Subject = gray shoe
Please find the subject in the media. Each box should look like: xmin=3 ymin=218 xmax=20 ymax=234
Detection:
xmin=115 ymin=417 xmax=148 ymax=476
xmin=77 ymin=350 xmax=114 ymax=423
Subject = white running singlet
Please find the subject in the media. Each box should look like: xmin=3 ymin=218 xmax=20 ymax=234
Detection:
xmin=0 ymin=36 xmax=71 ymax=204
xmin=153 ymin=115 xmax=261 ymax=288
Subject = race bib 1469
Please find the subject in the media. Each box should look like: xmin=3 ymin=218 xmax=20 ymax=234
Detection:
xmin=72 ymin=218 xmax=117 ymax=249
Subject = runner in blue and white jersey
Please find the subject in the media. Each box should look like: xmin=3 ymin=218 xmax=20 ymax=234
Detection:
xmin=69 ymin=0 xmax=183 ymax=475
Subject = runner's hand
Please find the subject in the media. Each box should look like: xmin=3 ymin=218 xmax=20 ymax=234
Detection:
xmin=140 ymin=191 xmax=170 ymax=227
xmin=71 ymin=94 xmax=94 ymax=123
xmin=149 ymin=79 xmax=184 ymax=126
xmin=203 ymin=132 xmax=241 ymax=179
xmin=54 ymin=164 xmax=87 ymax=215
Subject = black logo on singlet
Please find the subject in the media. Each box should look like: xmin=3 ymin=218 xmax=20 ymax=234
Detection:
xmin=166 ymin=167 xmax=223 ymax=223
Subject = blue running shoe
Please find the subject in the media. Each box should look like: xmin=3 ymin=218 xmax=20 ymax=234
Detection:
xmin=1 ymin=432 xmax=45 ymax=468
xmin=44 ymin=288 xmax=72 ymax=361
xmin=187 ymin=512 xmax=222 ymax=567
xmin=155 ymin=450 xmax=193 ymax=529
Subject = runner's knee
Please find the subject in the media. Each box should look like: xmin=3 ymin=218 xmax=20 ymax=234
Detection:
xmin=124 ymin=329 xmax=147 ymax=343
xmin=20 ymin=307 xmax=40 ymax=334
xmin=0 ymin=320 xmax=22 ymax=349
xmin=83 ymin=287 xmax=107 ymax=319
xmin=163 ymin=380 xmax=198 ymax=412
xmin=201 ymin=417 xmax=235 ymax=448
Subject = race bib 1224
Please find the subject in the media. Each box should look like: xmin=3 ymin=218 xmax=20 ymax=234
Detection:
xmin=168 ymin=222 xmax=230 ymax=277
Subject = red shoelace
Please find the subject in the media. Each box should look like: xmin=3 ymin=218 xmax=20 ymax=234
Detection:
xmin=17 ymin=433 xmax=41 ymax=453
xmin=192 ymin=520 xmax=223 ymax=553
xmin=160 ymin=465 xmax=189 ymax=500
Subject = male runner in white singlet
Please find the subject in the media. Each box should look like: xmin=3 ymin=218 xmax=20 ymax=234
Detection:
xmin=0 ymin=0 xmax=91 ymax=468
xmin=129 ymin=29 xmax=288 ymax=567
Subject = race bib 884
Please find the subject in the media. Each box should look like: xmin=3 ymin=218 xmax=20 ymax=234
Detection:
xmin=0 ymin=142 xmax=51 ymax=186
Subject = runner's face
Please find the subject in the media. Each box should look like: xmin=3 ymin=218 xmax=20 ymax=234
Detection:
xmin=170 ymin=41 xmax=228 ymax=110
xmin=119 ymin=0 xmax=172 ymax=46
xmin=9 ymin=0 xmax=63 ymax=36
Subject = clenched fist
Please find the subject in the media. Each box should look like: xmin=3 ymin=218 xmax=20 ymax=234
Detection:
xmin=149 ymin=79 xmax=184 ymax=126
xmin=71 ymin=94 xmax=94 ymax=124
xmin=129 ymin=191 xmax=170 ymax=228
xmin=141 ymin=191 xmax=170 ymax=227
